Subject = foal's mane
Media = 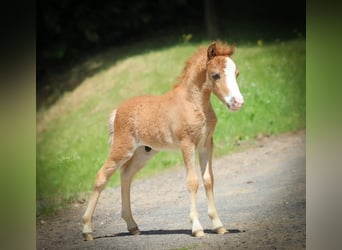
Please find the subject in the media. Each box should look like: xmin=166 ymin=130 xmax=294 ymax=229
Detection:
xmin=173 ymin=41 xmax=235 ymax=89
xmin=210 ymin=41 xmax=235 ymax=57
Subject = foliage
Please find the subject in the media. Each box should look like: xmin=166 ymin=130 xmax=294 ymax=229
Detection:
xmin=36 ymin=39 xmax=305 ymax=215
xmin=37 ymin=0 xmax=203 ymax=62
xmin=37 ymin=0 xmax=305 ymax=109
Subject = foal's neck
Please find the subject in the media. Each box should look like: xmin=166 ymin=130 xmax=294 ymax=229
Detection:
xmin=183 ymin=70 xmax=212 ymax=110
xmin=173 ymin=53 xmax=212 ymax=111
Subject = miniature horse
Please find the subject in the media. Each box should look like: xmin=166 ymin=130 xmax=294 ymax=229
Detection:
xmin=82 ymin=41 xmax=244 ymax=240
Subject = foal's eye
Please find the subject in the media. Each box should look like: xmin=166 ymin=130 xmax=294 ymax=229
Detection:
xmin=212 ymin=73 xmax=220 ymax=81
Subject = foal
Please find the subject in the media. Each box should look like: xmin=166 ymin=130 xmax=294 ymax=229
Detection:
xmin=82 ymin=41 xmax=244 ymax=240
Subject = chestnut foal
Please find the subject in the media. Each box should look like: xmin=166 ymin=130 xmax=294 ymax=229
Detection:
xmin=82 ymin=41 xmax=244 ymax=240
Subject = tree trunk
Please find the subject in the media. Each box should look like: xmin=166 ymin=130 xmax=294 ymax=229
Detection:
xmin=204 ymin=0 xmax=219 ymax=40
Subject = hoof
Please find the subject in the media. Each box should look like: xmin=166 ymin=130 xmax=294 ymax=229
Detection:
xmin=192 ymin=230 xmax=205 ymax=237
xmin=82 ymin=232 xmax=94 ymax=241
xmin=128 ymin=227 xmax=141 ymax=235
xmin=215 ymin=226 xmax=228 ymax=234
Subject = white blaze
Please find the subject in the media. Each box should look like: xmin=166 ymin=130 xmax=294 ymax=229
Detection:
xmin=224 ymin=57 xmax=243 ymax=106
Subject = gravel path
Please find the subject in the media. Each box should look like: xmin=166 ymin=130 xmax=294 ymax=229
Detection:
xmin=37 ymin=130 xmax=305 ymax=249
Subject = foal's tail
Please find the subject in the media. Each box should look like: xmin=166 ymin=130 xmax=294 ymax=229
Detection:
xmin=108 ymin=109 xmax=117 ymax=146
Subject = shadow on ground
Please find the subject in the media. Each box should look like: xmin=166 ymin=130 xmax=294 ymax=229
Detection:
xmin=94 ymin=228 xmax=244 ymax=239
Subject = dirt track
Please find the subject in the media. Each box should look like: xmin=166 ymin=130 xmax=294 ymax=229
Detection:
xmin=37 ymin=130 xmax=305 ymax=249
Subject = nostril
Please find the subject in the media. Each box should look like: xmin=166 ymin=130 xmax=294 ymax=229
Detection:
xmin=234 ymin=96 xmax=244 ymax=106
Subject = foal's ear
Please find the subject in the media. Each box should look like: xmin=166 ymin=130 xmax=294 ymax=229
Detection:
xmin=207 ymin=42 xmax=217 ymax=60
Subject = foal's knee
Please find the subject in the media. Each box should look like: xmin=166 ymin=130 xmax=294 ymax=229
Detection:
xmin=203 ymin=175 xmax=213 ymax=190
xmin=187 ymin=176 xmax=199 ymax=193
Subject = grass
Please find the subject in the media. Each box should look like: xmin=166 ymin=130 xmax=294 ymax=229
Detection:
xmin=36 ymin=38 xmax=305 ymax=215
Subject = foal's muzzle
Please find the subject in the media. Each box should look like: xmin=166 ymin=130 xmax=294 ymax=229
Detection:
xmin=226 ymin=96 xmax=244 ymax=112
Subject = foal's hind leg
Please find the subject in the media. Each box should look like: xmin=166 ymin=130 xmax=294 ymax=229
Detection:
xmin=199 ymin=137 xmax=227 ymax=234
xmin=82 ymin=142 xmax=135 ymax=241
xmin=120 ymin=146 xmax=157 ymax=235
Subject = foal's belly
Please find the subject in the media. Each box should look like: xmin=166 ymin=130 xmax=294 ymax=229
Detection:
xmin=137 ymin=130 xmax=181 ymax=152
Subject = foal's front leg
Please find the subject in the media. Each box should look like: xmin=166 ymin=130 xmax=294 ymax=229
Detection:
xmin=181 ymin=142 xmax=204 ymax=237
xmin=199 ymin=137 xmax=227 ymax=234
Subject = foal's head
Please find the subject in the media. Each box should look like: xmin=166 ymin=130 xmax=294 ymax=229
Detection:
xmin=206 ymin=42 xmax=244 ymax=112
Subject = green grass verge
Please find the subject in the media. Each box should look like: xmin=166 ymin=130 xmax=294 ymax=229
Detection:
xmin=37 ymin=38 xmax=305 ymax=215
